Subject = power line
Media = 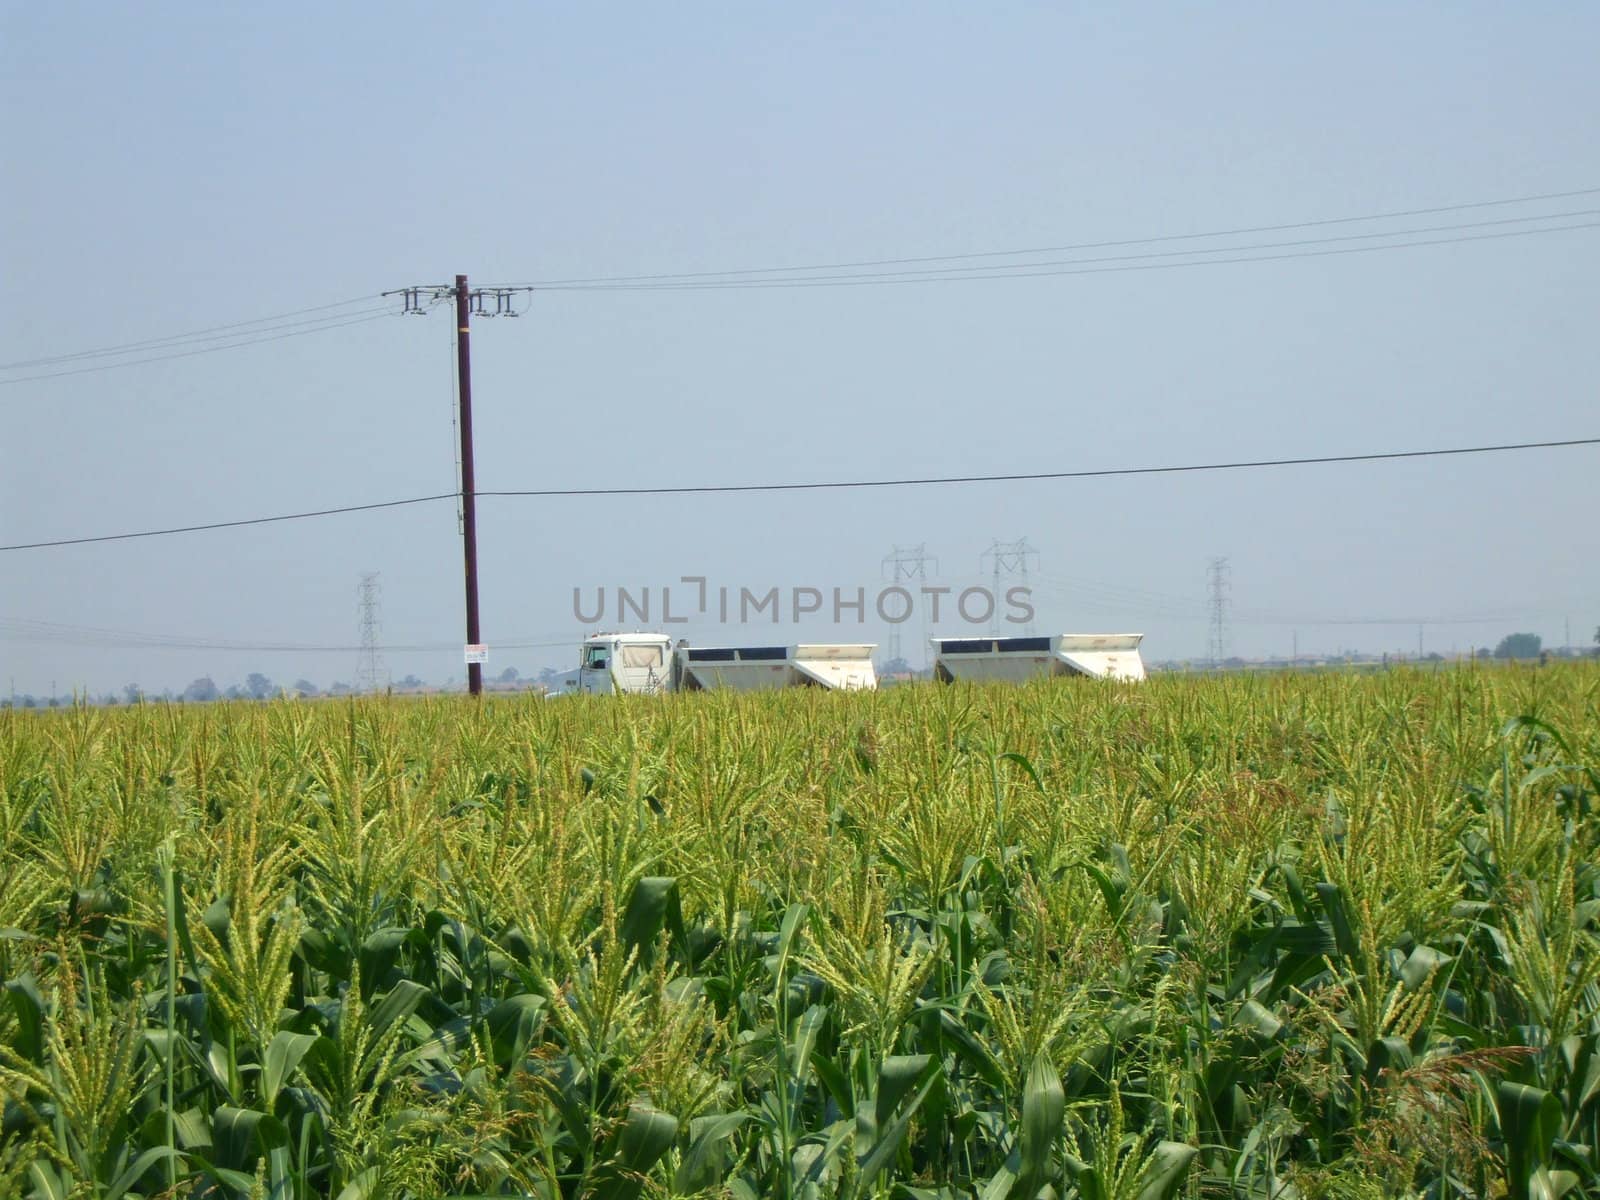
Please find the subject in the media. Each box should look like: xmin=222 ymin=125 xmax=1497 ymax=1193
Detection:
xmin=482 ymin=436 xmax=1600 ymax=497
xmin=3 ymin=436 xmax=1596 ymax=552
xmin=2 ymin=493 xmax=457 ymax=551
xmin=0 ymin=308 xmax=397 ymax=385
xmin=519 ymin=186 xmax=1600 ymax=286
xmin=562 ymin=208 xmax=1600 ymax=288
xmin=536 ymin=221 xmax=1600 ymax=292
xmin=8 ymin=186 xmax=1596 ymax=378
xmin=7 ymin=305 xmax=395 ymax=369
xmin=1023 ymin=569 xmax=1538 ymax=629
xmin=7 ymin=188 xmax=1594 ymax=383
xmin=0 ymin=616 xmax=574 ymax=654
xmin=0 ymin=295 xmax=384 ymax=371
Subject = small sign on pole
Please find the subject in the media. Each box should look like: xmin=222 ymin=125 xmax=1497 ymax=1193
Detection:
xmin=464 ymin=644 xmax=488 ymax=665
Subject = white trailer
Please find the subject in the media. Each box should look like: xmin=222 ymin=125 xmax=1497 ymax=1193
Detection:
xmin=932 ymin=634 xmax=1146 ymax=684
xmin=569 ymin=632 xmax=877 ymax=695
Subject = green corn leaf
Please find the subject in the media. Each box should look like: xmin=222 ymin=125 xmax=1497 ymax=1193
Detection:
xmin=1078 ymin=860 xmax=1127 ymax=923
xmin=26 ymin=1161 xmax=73 ymax=1200
xmin=1499 ymin=1081 xmax=1564 ymax=1200
xmin=367 ymin=978 xmax=430 ymax=1038
xmin=934 ymin=1007 xmax=1007 ymax=1089
xmin=877 ymin=1054 xmax=934 ymax=1130
xmin=299 ymin=1034 xmax=343 ymax=1093
xmin=483 ymin=992 xmax=546 ymax=1066
xmin=1400 ymin=944 xmax=1452 ymax=989
xmin=1530 ymin=1167 xmax=1581 ymax=1200
xmin=619 ymin=876 xmax=685 ymax=966
xmin=202 ymin=894 xmax=231 ymax=943
xmin=186 ymin=1151 xmax=259 ymax=1196
xmin=856 ymin=1057 xmax=942 ymax=1197
xmin=999 ymin=751 xmax=1047 ymax=794
xmin=791 ymin=1002 xmax=828 ymax=1085
xmin=1233 ymin=999 xmax=1284 ymax=1042
xmin=675 ymin=1112 xmax=750 ymax=1193
xmin=1559 ymin=1034 xmax=1600 ymax=1114
xmin=104 ymin=1146 xmax=188 ymax=1200
xmin=813 ymin=1051 xmax=855 ymax=1117
xmin=334 ymin=1165 xmax=380 ymax=1200
xmin=772 ymin=902 xmax=810 ymax=990
xmin=357 ymin=925 xmax=425 ymax=992
xmin=1135 ymin=1142 xmax=1197 ymax=1200
xmin=213 ymin=1105 xmax=289 ymax=1170
xmin=4 ymin=974 xmax=44 ymax=1064
xmin=591 ymin=1103 xmax=679 ymax=1200
xmin=262 ymin=1031 xmax=318 ymax=1106
xmin=172 ymin=1107 xmax=212 ymax=1152
xmin=793 ymin=1117 xmax=856 ymax=1191
xmin=1062 ymin=1153 xmax=1105 ymax=1200
xmin=1010 ymin=1052 xmax=1065 ymax=1199
xmin=1365 ymin=1037 xmax=1414 ymax=1088
xmin=979 ymin=1159 xmax=1019 ymax=1200
xmin=1314 ymin=883 xmax=1360 ymax=960
xmin=1277 ymin=862 xmax=1315 ymax=924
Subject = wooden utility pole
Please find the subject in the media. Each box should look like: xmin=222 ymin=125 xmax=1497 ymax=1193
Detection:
xmin=454 ymin=274 xmax=483 ymax=697
xmin=385 ymin=278 xmax=530 ymax=697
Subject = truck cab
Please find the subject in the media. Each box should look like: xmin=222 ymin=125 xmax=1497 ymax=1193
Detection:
xmin=575 ymin=632 xmax=673 ymax=694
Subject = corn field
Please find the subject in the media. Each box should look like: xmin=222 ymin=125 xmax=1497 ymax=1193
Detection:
xmin=1 ymin=665 xmax=1597 ymax=1199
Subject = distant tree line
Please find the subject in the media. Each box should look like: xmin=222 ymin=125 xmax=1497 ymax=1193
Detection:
xmin=1 ymin=665 xmax=564 ymax=709
xmin=6 ymin=635 xmax=1593 ymax=710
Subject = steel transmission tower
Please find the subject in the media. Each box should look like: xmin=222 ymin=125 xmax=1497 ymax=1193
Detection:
xmin=356 ymin=572 xmax=388 ymax=693
xmin=1207 ymin=557 xmax=1231 ymax=668
xmin=882 ymin=544 xmax=938 ymax=669
xmin=980 ymin=538 xmax=1038 ymax=634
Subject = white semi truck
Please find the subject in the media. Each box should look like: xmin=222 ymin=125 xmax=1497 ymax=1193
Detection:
xmin=568 ymin=631 xmax=878 ymax=694
xmin=931 ymin=633 xmax=1146 ymax=683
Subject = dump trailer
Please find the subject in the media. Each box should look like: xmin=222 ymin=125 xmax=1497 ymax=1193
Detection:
xmin=570 ymin=632 xmax=877 ymax=694
xmin=932 ymin=634 xmax=1146 ymax=683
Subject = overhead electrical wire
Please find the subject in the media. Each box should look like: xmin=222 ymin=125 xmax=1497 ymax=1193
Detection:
xmin=1 ymin=493 xmax=458 ymax=552
xmin=535 ymin=221 xmax=1600 ymax=292
xmin=0 ymin=294 xmax=385 ymax=371
xmin=0 ymin=307 xmax=399 ymax=385
xmin=1029 ymin=577 xmax=1536 ymax=628
xmin=971 ymin=571 xmax=1547 ymax=630
xmin=4 ymin=436 xmax=1595 ymax=552
xmin=518 ymin=186 xmax=1600 ymax=287
xmin=0 ymin=617 xmax=573 ymax=654
xmin=1027 ymin=570 xmax=1533 ymax=626
xmin=477 ymin=437 xmax=1600 ymax=498
xmin=1236 ymin=611 xmax=1533 ymax=628
xmin=6 ymin=187 xmax=1594 ymax=380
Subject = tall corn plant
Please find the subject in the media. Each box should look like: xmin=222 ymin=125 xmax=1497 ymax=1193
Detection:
xmin=0 ymin=664 xmax=1597 ymax=1196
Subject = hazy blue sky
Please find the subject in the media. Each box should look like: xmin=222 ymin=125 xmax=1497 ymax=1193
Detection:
xmin=3 ymin=3 xmax=1596 ymax=696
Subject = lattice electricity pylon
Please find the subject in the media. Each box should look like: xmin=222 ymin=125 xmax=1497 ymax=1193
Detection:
xmin=1207 ymin=557 xmax=1231 ymax=668
xmin=881 ymin=543 xmax=938 ymax=668
xmin=980 ymin=538 xmax=1038 ymax=634
xmin=355 ymin=572 xmax=389 ymax=693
